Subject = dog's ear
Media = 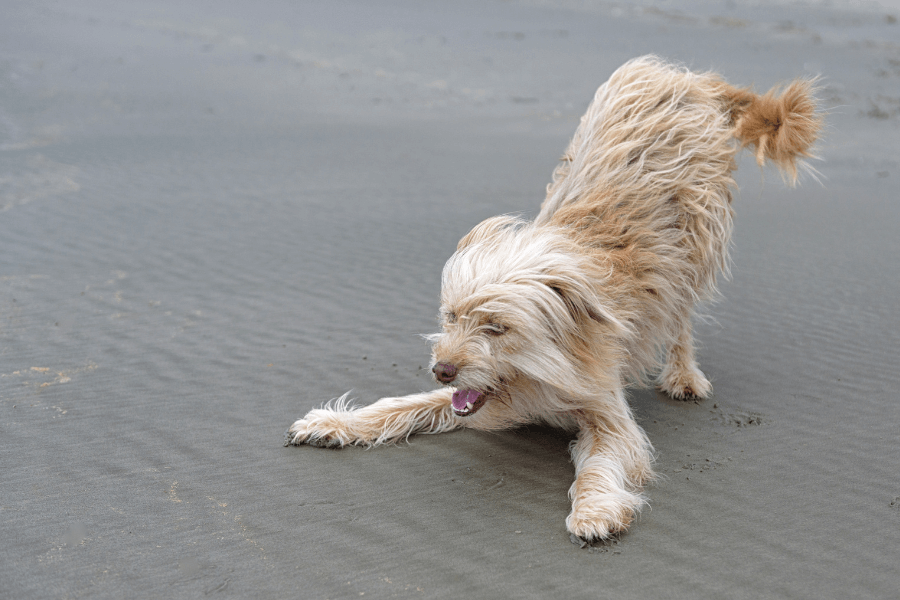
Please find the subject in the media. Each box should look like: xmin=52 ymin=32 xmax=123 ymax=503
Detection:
xmin=457 ymin=215 xmax=522 ymax=251
xmin=549 ymin=280 xmax=627 ymax=335
xmin=551 ymin=284 xmax=603 ymax=324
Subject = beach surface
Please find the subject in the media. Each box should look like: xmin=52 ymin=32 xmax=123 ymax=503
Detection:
xmin=2 ymin=1 xmax=899 ymax=598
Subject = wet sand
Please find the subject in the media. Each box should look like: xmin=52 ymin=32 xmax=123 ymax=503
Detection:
xmin=2 ymin=1 xmax=899 ymax=598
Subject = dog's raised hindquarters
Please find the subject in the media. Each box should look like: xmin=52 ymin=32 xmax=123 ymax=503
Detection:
xmin=285 ymin=56 xmax=821 ymax=541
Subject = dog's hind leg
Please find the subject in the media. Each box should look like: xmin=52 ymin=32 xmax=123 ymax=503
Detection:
xmin=284 ymin=388 xmax=460 ymax=448
xmin=658 ymin=317 xmax=712 ymax=400
xmin=566 ymin=394 xmax=654 ymax=540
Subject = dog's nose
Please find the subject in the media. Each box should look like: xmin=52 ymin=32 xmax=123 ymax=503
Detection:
xmin=432 ymin=362 xmax=458 ymax=383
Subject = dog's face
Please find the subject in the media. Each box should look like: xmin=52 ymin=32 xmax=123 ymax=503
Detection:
xmin=428 ymin=216 xmax=626 ymax=417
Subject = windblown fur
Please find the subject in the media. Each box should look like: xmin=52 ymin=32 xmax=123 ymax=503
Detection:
xmin=285 ymin=56 xmax=821 ymax=541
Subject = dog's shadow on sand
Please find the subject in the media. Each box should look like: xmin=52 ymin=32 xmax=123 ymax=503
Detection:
xmin=470 ymin=424 xmax=638 ymax=550
xmin=478 ymin=397 xmax=702 ymax=552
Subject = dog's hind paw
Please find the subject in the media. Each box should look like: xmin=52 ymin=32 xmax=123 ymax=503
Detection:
xmin=658 ymin=362 xmax=712 ymax=400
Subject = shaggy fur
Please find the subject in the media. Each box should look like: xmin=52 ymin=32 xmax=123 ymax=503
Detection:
xmin=285 ymin=56 xmax=821 ymax=541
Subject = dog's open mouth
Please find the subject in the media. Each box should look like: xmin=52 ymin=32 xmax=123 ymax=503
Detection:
xmin=451 ymin=389 xmax=487 ymax=417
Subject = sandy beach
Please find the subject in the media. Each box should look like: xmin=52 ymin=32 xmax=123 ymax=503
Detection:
xmin=2 ymin=1 xmax=899 ymax=598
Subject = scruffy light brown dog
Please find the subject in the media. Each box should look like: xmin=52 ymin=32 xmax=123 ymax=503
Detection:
xmin=285 ymin=56 xmax=821 ymax=540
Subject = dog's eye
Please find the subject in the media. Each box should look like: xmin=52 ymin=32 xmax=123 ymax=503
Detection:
xmin=485 ymin=323 xmax=508 ymax=335
xmin=445 ymin=312 xmax=457 ymax=324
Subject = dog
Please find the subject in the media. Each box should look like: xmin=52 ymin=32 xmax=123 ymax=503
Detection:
xmin=285 ymin=56 xmax=821 ymax=541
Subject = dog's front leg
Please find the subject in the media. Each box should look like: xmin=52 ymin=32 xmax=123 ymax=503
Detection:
xmin=284 ymin=388 xmax=460 ymax=448
xmin=566 ymin=397 xmax=653 ymax=540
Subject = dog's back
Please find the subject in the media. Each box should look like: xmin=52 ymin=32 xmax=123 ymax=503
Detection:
xmin=537 ymin=56 xmax=821 ymax=381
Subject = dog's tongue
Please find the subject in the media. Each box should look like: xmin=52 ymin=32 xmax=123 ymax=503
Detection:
xmin=452 ymin=389 xmax=482 ymax=410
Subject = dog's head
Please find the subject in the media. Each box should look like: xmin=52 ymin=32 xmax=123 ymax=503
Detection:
xmin=428 ymin=216 xmax=629 ymax=417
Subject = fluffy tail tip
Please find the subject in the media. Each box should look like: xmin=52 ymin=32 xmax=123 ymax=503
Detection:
xmin=733 ymin=79 xmax=822 ymax=185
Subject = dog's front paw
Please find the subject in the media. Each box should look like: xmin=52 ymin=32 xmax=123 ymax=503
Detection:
xmin=566 ymin=497 xmax=635 ymax=542
xmin=283 ymin=414 xmax=349 ymax=448
xmin=658 ymin=362 xmax=712 ymax=400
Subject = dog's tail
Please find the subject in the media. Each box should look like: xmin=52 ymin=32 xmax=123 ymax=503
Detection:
xmin=721 ymin=79 xmax=821 ymax=184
